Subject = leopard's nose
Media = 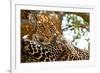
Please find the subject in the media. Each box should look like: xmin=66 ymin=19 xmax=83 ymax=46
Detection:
xmin=39 ymin=38 xmax=44 ymax=42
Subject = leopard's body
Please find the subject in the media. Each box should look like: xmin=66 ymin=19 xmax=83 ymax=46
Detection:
xmin=21 ymin=36 xmax=89 ymax=62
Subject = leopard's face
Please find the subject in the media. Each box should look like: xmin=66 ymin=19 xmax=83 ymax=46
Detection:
xmin=36 ymin=13 xmax=57 ymax=44
xmin=36 ymin=22 xmax=53 ymax=44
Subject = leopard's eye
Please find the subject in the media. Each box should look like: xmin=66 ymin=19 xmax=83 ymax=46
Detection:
xmin=38 ymin=24 xmax=45 ymax=32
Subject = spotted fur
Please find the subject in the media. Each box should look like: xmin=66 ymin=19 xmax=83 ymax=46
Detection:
xmin=21 ymin=36 xmax=89 ymax=63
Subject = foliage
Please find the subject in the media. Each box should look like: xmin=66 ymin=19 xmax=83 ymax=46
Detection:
xmin=62 ymin=13 xmax=90 ymax=49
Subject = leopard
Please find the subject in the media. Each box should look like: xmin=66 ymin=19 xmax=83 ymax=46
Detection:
xmin=21 ymin=12 xmax=89 ymax=63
